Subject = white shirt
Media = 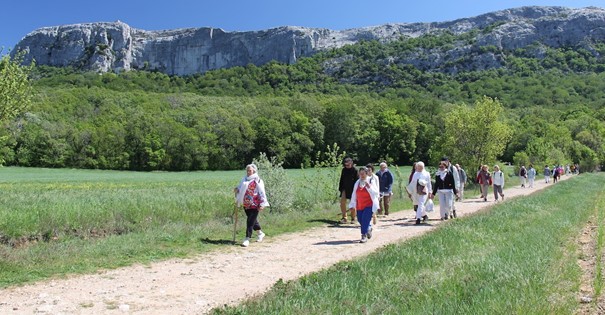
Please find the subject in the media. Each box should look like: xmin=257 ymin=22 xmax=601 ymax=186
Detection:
xmin=492 ymin=170 xmax=505 ymax=187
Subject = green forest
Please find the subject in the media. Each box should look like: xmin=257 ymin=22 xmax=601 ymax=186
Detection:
xmin=2 ymin=30 xmax=605 ymax=171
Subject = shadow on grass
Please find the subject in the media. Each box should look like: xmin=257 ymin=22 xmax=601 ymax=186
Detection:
xmin=200 ymin=238 xmax=237 ymax=245
xmin=313 ymin=240 xmax=359 ymax=246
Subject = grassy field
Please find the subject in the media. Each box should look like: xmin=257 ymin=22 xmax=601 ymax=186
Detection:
xmin=212 ymin=173 xmax=605 ymax=314
xmin=0 ymin=166 xmax=420 ymax=287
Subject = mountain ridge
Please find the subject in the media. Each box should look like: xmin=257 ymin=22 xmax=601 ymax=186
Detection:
xmin=12 ymin=6 xmax=605 ymax=75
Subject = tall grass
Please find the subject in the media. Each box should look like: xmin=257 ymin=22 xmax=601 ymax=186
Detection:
xmin=213 ymin=173 xmax=605 ymax=314
xmin=0 ymin=167 xmax=414 ymax=287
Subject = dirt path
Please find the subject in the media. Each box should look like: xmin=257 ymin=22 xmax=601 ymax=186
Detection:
xmin=0 ymin=176 xmax=570 ymax=314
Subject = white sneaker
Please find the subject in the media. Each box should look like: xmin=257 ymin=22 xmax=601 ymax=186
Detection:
xmin=242 ymin=238 xmax=250 ymax=247
xmin=257 ymin=231 xmax=265 ymax=242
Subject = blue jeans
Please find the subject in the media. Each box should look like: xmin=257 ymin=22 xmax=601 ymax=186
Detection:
xmin=357 ymin=206 xmax=374 ymax=235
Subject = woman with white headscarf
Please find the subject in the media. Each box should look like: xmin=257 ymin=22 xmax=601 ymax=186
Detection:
xmin=407 ymin=162 xmax=433 ymax=225
xmin=234 ymin=164 xmax=270 ymax=247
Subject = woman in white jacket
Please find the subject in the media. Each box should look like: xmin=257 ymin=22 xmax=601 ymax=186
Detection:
xmin=349 ymin=167 xmax=380 ymax=243
xmin=407 ymin=162 xmax=433 ymax=225
xmin=492 ymin=165 xmax=505 ymax=201
xmin=234 ymin=164 xmax=270 ymax=247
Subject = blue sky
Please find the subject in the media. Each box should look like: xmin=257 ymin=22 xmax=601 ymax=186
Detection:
xmin=2 ymin=0 xmax=605 ymax=54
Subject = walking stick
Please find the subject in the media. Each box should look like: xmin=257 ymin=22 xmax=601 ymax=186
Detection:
xmin=232 ymin=197 xmax=239 ymax=245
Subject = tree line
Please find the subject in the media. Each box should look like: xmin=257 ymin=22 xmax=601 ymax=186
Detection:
xmin=1 ymin=30 xmax=605 ymax=171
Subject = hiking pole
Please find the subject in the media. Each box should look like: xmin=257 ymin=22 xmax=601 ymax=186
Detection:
xmin=232 ymin=198 xmax=239 ymax=245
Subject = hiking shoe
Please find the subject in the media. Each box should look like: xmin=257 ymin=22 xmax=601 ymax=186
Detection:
xmin=367 ymin=227 xmax=373 ymax=239
xmin=415 ymin=218 xmax=421 ymax=225
xmin=423 ymin=215 xmax=428 ymax=222
xmin=452 ymin=211 xmax=457 ymax=218
xmin=256 ymin=231 xmax=265 ymax=242
xmin=501 ymin=194 xmax=504 ymax=200
xmin=242 ymin=238 xmax=250 ymax=247
xmin=360 ymin=235 xmax=368 ymax=243
xmin=339 ymin=218 xmax=348 ymax=224
xmin=484 ymin=197 xmax=487 ymax=202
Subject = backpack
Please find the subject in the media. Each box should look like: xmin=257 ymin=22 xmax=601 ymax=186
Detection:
xmin=416 ymin=179 xmax=427 ymax=195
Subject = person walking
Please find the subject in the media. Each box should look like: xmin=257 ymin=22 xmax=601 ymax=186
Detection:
xmin=377 ymin=162 xmax=394 ymax=216
xmin=441 ymin=157 xmax=460 ymax=218
xmin=234 ymin=164 xmax=270 ymax=247
xmin=544 ymin=165 xmax=551 ymax=183
xmin=338 ymin=157 xmax=358 ymax=224
xmin=527 ymin=164 xmax=536 ymax=188
xmin=553 ymin=166 xmax=560 ymax=183
xmin=492 ymin=165 xmax=505 ymax=201
xmin=476 ymin=165 xmax=492 ymax=202
xmin=366 ymin=163 xmax=380 ymax=225
xmin=519 ymin=165 xmax=527 ymax=188
xmin=407 ymin=162 xmax=432 ymax=224
xmin=456 ymin=164 xmax=467 ymax=201
xmin=431 ymin=161 xmax=458 ymax=220
xmin=349 ymin=167 xmax=380 ymax=243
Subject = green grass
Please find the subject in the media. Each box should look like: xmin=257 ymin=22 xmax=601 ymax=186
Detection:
xmin=0 ymin=166 xmax=415 ymax=287
xmin=594 ymin=190 xmax=604 ymax=298
xmin=212 ymin=173 xmax=605 ymax=314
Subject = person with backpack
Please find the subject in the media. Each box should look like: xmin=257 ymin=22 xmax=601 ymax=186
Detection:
xmin=234 ymin=164 xmax=270 ymax=247
xmin=519 ymin=165 xmax=527 ymax=188
xmin=431 ymin=161 xmax=458 ymax=220
xmin=476 ymin=165 xmax=492 ymax=202
xmin=544 ymin=165 xmax=552 ymax=183
xmin=492 ymin=165 xmax=505 ymax=201
xmin=527 ymin=164 xmax=536 ymax=188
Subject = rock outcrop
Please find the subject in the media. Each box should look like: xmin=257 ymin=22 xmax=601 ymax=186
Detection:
xmin=12 ymin=6 xmax=605 ymax=75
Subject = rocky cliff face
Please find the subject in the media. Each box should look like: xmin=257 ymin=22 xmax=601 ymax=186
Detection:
xmin=12 ymin=6 xmax=605 ymax=75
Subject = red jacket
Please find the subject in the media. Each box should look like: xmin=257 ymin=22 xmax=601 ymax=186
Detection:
xmin=476 ymin=170 xmax=492 ymax=185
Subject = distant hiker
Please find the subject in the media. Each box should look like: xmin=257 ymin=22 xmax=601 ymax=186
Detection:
xmin=456 ymin=164 xmax=467 ymax=201
xmin=407 ymin=162 xmax=432 ymax=225
xmin=476 ymin=165 xmax=492 ymax=202
xmin=431 ymin=161 xmax=458 ymax=220
xmin=544 ymin=165 xmax=552 ymax=183
xmin=366 ymin=163 xmax=380 ymax=225
xmin=527 ymin=164 xmax=536 ymax=188
xmin=441 ymin=157 xmax=460 ymax=218
xmin=492 ymin=165 xmax=505 ymax=201
xmin=519 ymin=165 xmax=527 ymax=188
xmin=349 ymin=167 xmax=380 ymax=243
xmin=377 ymin=162 xmax=394 ymax=216
xmin=553 ymin=165 xmax=560 ymax=183
xmin=338 ymin=157 xmax=358 ymax=224
xmin=234 ymin=164 xmax=269 ymax=247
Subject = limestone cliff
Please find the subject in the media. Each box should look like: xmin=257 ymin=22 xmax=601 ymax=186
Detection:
xmin=12 ymin=6 xmax=605 ymax=75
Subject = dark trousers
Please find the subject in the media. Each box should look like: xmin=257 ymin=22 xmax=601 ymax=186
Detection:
xmin=244 ymin=208 xmax=261 ymax=238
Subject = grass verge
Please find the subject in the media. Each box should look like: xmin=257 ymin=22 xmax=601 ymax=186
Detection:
xmin=212 ymin=173 xmax=605 ymax=314
xmin=0 ymin=167 xmax=414 ymax=288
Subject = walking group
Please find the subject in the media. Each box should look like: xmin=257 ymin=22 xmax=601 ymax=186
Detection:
xmin=338 ymin=156 xmax=463 ymax=244
xmin=232 ymin=159 xmax=577 ymax=247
